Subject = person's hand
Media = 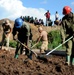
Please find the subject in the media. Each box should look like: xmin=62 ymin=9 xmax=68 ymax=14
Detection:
xmin=13 ymin=37 xmax=16 ymax=40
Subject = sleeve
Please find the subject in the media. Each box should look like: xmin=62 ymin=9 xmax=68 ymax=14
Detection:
xmin=12 ymin=26 xmax=17 ymax=36
xmin=24 ymin=22 xmax=30 ymax=36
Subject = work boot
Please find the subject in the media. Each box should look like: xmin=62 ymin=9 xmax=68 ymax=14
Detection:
xmin=27 ymin=51 xmax=32 ymax=60
xmin=72 ymin=58 xmax=74 ymax=65
xmin=28 ymin=55 xmax=32 ymax=60
xmin=14 ymin=54 xmax=19 ymax=59
xmin=66 ymin=55 xmax=70 ymax=66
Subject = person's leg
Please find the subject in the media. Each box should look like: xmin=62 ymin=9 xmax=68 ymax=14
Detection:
xmin=0 ymin=33 xmax=6 ymax=49
xmin=66 ymin=40 xmax=72 ymax=65
xmin=14 ymin=42 xmax=21 ymax=59
xmin=71 ymin=42 xmax=74 ymax=65
xmin=6 ymin=34 xmax=10 ymax=51
xmin=24 ymin=38 xmax=32 ymax=60
xmin=40 ymin=41 xmax=48 ymax=53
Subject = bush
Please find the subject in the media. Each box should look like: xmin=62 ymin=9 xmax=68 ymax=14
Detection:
xmin=48 ymin=30 xmax=63 ymax=50
xmin=9 ymin=40 xmax=17 ymax=48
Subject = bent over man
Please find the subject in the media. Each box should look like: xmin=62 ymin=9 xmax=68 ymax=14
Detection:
xmin=0 ymin=19 xmax=12 ymax=51
xmin=61 ymin=6 xmax=74 ymax=66
xmin=12 ymin=18 xmax=32 ymax=59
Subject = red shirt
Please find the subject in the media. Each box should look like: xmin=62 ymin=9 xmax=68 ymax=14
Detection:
xmin=46 ymin=12 xmax=50 ymax=18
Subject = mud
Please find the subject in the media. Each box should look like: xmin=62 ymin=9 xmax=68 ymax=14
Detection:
xmin=0 ymin=49 xmax=74 ymax=75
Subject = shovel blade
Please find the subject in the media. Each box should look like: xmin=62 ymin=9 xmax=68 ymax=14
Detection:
xmin=37 ymin=55 xmax=48 ymax=62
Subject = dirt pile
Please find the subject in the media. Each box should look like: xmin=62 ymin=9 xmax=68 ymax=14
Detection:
xmin=0 ymin=18 xmax=60 ymax=41
xmin=0 ymin=49 xmax=74 ymax=75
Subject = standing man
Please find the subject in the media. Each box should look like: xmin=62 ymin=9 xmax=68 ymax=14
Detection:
xmin=12 ymin=18 xmax=32 ymax=59
xmin=44 ymin=10 xmax=50 ymax=26
xmin=55 ymin=11 xmax=59 ymax=21
xmin=61 ymin=6 xmax=74 ymax=65
xmin=36 ymin=26 xmax=48 ymax=53
xmin=0 ymin=19 xmax=12 ymax=51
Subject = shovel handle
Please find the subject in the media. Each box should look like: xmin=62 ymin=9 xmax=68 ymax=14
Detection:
xmin=16 ymin=39 xmax=38 ymax=57
xmin=46 ymin=36 xmax=73 ymax=56
xmin=16 ymin=39 xmax=29 ymax=50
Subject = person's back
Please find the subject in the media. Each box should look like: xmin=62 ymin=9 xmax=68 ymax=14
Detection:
xmin=40 ymin=30 xmax=48 ymax=41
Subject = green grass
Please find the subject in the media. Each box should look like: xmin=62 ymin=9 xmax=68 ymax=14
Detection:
xmin=9 ymin=30 xmax=66 ymax=51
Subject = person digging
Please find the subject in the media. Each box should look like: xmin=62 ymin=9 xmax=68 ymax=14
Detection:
xmin=12 ymin=18 xmax=32 ymax=60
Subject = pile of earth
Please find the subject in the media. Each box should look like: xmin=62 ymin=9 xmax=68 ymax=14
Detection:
xmin=0 ymin=49 xmax=74 ymax=75
xmin=0 ymin=18 xmax=60 ymax=41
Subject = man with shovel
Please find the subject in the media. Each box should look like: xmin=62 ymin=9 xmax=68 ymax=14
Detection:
xmin=0 ymin=19 xmax=12 ymax=51
xmin=12 ymin=18 xmax=32 ymax=59
xmin=61 ymin=6 xmax=74 ymax=65
xmin=36 ymin=26 xmax=48 ymax=54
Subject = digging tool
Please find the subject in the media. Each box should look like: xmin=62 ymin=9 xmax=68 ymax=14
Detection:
xmin=39 ymin=36 xmax=73 ymax=58
xmin=15 ymin=39 xmax=38 ymax=57
xmin=15 ymin=39 xmax=48 ymax=61
xmin=46 ymin=36 xmax=73 ymax=55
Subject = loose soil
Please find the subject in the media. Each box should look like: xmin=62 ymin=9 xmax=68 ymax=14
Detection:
xmin=0 ymin=49 xmax=74 ymax=75
xmin=0 ymin=19 xmax=74 ymax=75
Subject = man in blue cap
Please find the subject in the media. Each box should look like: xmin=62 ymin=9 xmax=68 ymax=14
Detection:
xmin=12 ymin=18 xmax=32 ymax=59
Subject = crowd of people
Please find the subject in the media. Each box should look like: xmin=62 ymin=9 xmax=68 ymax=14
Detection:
xmin=0 ymin=6 xmax=74 ymax=66
xmin=19 ymin=10 xmax=61 ymax=27
xmin=20 ymin=16 xmax=44 ymax=26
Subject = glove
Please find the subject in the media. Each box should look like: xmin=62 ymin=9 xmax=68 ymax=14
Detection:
xmin=13 ymin=36 xmax=16 ymax=40
xmin=61 ymin=37 xmax=65 ymax=43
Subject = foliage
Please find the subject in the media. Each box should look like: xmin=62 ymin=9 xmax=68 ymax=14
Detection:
xmin=9 ymin=40 xmax=17 ymax=48
xmin=9 ymin=30 xmax=65 ymax=50
xmin=48 ymin=30 xmax=64 ymax=50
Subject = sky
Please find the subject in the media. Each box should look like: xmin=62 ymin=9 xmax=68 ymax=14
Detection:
xmin=0 ymin=0 xmax=74 ymax=23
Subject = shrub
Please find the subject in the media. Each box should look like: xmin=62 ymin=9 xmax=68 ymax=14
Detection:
xmin=9 ymin=40 xmax=17 ymax=48
xmin=48 ymin=30 xmax=63 ymax=49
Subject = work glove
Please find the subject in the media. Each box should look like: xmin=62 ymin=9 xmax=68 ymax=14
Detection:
xmin=62 ymin=39 xmax=65 ymax=44
xmin=13 ymin=36 xmax=17 ymax=40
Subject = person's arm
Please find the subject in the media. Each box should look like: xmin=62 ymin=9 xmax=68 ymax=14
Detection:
xmin=12 ymin=26 xmax=17 ymax=40
xmin=60 ymin=20 xmax=65 ymax=43
xmin=7 ymin=24 xmax=12 ymax=34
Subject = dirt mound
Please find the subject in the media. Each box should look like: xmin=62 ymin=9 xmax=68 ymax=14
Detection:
xmin=0 ymin=19 xmax=60 ymax=41
xmin=0 ymin=49 xmax=74 ymax=75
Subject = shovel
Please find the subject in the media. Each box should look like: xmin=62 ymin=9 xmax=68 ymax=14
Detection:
xmin=15 ymin=39 xmax=37 ymax=56
xmin=39 ymin=36 xmax=73 ymax=58
xmin=15 ymin=39 xmax=48 ymax=61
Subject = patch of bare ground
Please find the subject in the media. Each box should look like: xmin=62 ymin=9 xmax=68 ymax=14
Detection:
xmin=0 ymin=49 xmax=74 ymax=75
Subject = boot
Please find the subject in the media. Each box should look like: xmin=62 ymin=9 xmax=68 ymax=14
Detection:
xmin=14 ymin=54 xmax=19 ymax=59
xmin=27 ymin=51 xmax=32 ymax=60
xmin=28 ymin=55 xmax=32 ymax=60
xmin=66 ymin=55 xmax=70 ymax=65
xmin=72 ymin=58 xmax=74 ymax=65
